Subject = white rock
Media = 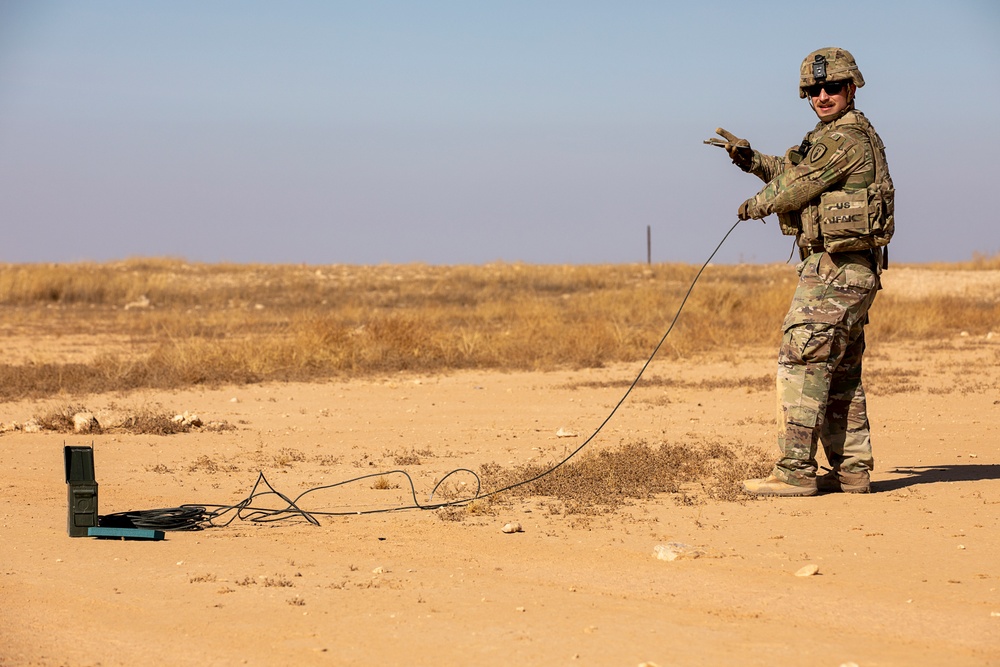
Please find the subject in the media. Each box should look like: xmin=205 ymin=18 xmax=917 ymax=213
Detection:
xmin=73 ymin=412 xmax=99 ymax=433
xmin=124 ymin=295 xmax=150 ymax=310
xmin=795 ymin=564 xmax=820 ymax=577
xmin=501 ymin=522 xmax=523 ymax=534
xmin=555 ymin=427 xmax=577 ymax=438
xmin=172 ymin=412 xmax=203 ymax=427
xmin=653 ymin=542 xmax=704 ymax=561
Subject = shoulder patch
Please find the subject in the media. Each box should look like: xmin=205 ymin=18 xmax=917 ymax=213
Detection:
xmin=809 ymin=142 xmax=828 ymax=163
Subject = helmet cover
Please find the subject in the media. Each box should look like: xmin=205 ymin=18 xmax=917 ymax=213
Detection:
xmin=799 ymin=47 xmax=865 ymax=98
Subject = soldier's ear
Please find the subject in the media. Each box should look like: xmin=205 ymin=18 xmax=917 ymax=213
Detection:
xmin=848 ymin=83 xmax=857 ymax=102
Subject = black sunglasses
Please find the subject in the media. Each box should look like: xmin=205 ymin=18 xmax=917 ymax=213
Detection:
xmin=804 ymin=81 xmax=848 ymax=97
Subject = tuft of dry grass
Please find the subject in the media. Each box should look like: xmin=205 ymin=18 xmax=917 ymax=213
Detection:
xmin=0 ymin=258 xmax=996 ymax=401
xmin=117 ymin=407 xmax=190 ymax=435
xmin=391 ymin=449 xmax=425 ymax=466
xmin=371 ymin=476 xmax=399 ymax=490
xmin=33 ymin=404 xmax=91 ymax=432
xmin=477 ymin=438 xmax=772 ymax=513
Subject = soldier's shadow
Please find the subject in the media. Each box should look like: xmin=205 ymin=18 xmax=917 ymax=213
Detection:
xmin=874 ymin=464 xmax=1000 ymax=492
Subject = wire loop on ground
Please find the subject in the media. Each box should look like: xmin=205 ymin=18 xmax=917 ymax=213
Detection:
xmin=115 ymin=221 xmax=742 ymax=530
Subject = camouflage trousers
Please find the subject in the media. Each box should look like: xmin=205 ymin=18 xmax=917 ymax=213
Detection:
xmin=773 ymin=251 xmax=879 ymax=485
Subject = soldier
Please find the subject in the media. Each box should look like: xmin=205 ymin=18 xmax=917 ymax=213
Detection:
xmin=709 ymin=47 xmax=895 ymax=496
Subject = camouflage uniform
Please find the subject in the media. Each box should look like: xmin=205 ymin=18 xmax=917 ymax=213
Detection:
xmin=746 ymin=112 xmax=882 ymax=486
xmin=726 ymin=48 xmax=893 ymax=493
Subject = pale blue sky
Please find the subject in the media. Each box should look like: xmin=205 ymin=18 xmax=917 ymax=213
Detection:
xmin=1 ymin=1 xmax=997 ymax=265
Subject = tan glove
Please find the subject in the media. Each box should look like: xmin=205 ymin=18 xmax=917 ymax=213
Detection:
xmin=738 ymin=197 xmax=766 ymax=222
xmin=708 ymin=128 xmax=753 ymax=171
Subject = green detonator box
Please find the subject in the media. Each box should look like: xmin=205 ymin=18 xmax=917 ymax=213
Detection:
xmin=64 ymin=445 xmax=98 ymax=537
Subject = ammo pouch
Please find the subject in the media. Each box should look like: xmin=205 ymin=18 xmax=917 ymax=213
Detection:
xmin=867 ymin=180 xmax=894 ymax=248
xmin=818 ymin=188 xmax=872 ymax=252
xmin=778 ymin=210 xmax=801 ymax=236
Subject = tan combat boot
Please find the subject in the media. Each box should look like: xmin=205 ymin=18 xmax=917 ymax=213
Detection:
xmin=817 ymin=469 xmax=870 ymax=493
xmin=742 ymin=475 xmax=818 ymax=497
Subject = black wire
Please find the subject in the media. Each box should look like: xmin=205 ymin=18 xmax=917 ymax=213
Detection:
xmin=100 ymin=507 xmax=209 ymax=531
xmin=128 ymin=220 xmax=743 ymax=529
xmin=468 ymin=219 xmax=743 ymax=502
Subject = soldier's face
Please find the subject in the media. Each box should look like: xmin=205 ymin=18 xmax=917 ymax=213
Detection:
xmin=809 ymin=81 xmax=855 ymax=121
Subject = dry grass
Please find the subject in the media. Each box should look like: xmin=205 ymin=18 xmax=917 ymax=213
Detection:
xmin=26 ymin=403 xmax=220 ymax=435
xmin=476 ymin=438 xmax=773 ymax=514
xmin=0 ymin=258 xmax=996 ymax=401
xmin=904 ymin=252 xmax=1000 ymax=271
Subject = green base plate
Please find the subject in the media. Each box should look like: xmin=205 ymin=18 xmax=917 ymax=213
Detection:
xmin=87 ymin=526 xmax=165 ymax=541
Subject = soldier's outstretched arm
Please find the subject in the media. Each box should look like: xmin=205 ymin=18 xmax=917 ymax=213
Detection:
xmin=705 ymin=128 xmax=783 ymax=182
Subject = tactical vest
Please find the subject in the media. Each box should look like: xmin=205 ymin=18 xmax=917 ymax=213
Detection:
xmin=777 ymin=110 xmax=894 ymax=262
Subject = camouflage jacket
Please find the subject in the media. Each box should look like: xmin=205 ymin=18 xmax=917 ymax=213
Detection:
xmin=743 ymin=109 xmax=879 ymax=244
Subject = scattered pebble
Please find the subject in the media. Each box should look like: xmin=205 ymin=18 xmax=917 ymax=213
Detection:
xmin=653 ymin=542 xmax=704 ymax=561
xmin=502 ymin=522 xmax=523 ymax=534
xmin=958 ymin=545 xmax=966 ymax=550
xmin=371 ymin=566 xmax=384 ymax=575
xmin=795 ymin=564 xmax=820 ymax=577
xmin=555 ymin=427 xmax=577 ymax=438
xmin=515 ymin=606 xmax=525 ymax=612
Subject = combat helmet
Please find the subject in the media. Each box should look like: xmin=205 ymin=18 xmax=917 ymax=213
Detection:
xmin=799 ymin=47 xmax=865 ymax=98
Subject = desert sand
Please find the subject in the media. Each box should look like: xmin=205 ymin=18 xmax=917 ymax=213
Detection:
xmin=2 ymin=333 xmax=999 ymax=666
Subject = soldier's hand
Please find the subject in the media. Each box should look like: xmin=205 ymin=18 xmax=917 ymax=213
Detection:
xmin=738 ymin=198 xmax=762 ymax=221
xmin=714 ymin=128 xmax=753 ymax=171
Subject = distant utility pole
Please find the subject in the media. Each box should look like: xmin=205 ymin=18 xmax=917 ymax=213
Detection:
xmin=646 ymin=225 xmax=651 ymax=265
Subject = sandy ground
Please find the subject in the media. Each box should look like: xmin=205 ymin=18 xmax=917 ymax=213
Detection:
xmin=1 ymin=334 xmax=999 ymax=666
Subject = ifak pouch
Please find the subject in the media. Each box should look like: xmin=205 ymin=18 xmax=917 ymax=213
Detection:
xmin=818 ymin=188 xmax=871 ymax=252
